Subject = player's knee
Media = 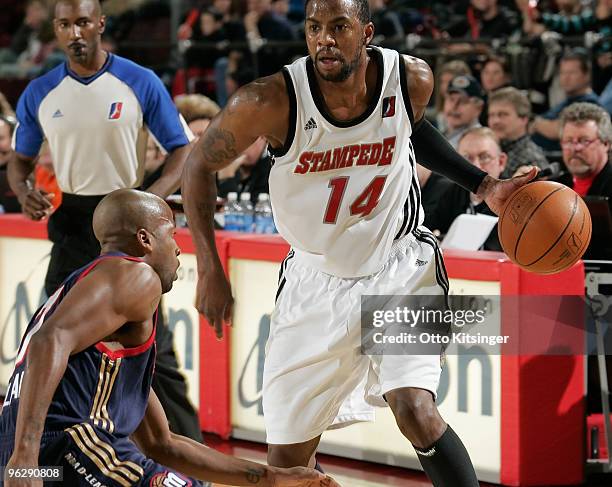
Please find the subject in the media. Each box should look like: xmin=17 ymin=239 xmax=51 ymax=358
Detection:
xmin=388 ymin=389 xmax=441 ymax=440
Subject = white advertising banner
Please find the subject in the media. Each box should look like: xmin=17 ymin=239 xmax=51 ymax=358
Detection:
xmin=229 ymin=258 xmax=502 ymax=483
xmin=161 ymin=252 xmax=200 ymax=408
xmin=0 ymin=236 xmax=199 ymax=408
xmin=0 ymin=237 xmax=52 ymax=392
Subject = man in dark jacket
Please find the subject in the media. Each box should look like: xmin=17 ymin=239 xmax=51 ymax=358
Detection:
xmin=426 ymin=127 xmax=507 ymax=251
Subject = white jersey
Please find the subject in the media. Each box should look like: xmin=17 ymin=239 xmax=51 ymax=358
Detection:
xmin=269 ymin=46 xmax=423 ymax=278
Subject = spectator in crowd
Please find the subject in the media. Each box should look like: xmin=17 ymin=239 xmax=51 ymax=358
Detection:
xmin=179 ymin=0 xmax=245 ymax=42
xmin=184 ymin=7 xmax=228 ymax=71
xmin=0 ymin=91 xmax=15 ymax=120
xmin=488 ymin=87 xmax=549 ymax=178
xmin=144 ymin=94 xmax=221 ymax=189
xmin=431 ymin=59 xmax=472 ymax=131
xmin=531 ymin=49 xmax=601 ymax=152
xmin=560 ymin=102 xmax=611 ymax=199
xmin=244 ymin=0 xmax=297 ymax=75
xmin=369 ymin=0 xmax=405 ymax=42
xmin=0 ymin=116 xmax=12 ymax=169
xmin=8 ymin=0 xmax=202 ymax=444
xmin=0 ymin=0 xmax=49 ymax=65
xmin=443 ymin=0 xmax=520 ymax=40
xmin=425 ymin=127 xmax=506 ymax=251
xmin=601 ymin=76 xmax=612 ymax=114
xmin=272 ymin=0 xmax=291 ymax=18
xmin=442 ymin=75 xmax=486 ymax=148
xmin=518 ymin=0 xmax=598 ymax=37
xmin=217 ymin=137 xmax=271 ymax=204
xmin=174 ymin=93 xmax=221 ymax=138
xmin=480 ymin=55 xmax=511 ymax=95
xmin=0 ymin=116 xmax=19 ymax=212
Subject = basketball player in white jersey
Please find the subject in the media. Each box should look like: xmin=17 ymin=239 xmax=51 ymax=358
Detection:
xmin=183 ymin=0 xmax=536 ymax=485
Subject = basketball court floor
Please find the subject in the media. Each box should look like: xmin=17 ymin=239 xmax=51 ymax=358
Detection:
xmin=205 ymin=435 xmax=612 ymax=487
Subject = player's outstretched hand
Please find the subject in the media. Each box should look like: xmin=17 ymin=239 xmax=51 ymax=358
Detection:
xmin=270 ymin=466 xmax=341 ymax=487
xmin=18 ymin=188 xmax=54 ymax=221
xmin=479 ymin=166 xmax=538 ymax=215
xmin=195 ymin=264 xmax=234 ymax=339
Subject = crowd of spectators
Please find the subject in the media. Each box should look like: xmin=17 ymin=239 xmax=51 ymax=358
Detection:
xmin=0 ymin=0 xmax=610 ymax=254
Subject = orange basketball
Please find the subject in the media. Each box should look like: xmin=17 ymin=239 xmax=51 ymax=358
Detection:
xmin=498 ymin=181 xmax=592 ymax=274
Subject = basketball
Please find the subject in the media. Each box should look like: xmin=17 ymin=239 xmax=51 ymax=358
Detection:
xmin=498 ymin=181 xmax=592 ymax=274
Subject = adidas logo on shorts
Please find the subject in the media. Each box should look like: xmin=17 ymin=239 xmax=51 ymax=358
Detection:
xmin=415 ymin=259 xmax=428 ymax=267
xmin=304 ymin=117 xmax=317 ymax=131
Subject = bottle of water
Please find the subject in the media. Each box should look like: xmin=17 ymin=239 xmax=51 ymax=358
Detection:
xmin=254 ymin=193 xmax=276 ymax=234
xmin=223 ymin=192 xmax=240 ymax=231
xmin=239 ymin=192 xmax=254 ymax=232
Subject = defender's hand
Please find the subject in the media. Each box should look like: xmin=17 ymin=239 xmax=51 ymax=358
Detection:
xmin=196 ymin=265 xmax=233 ymax=339
xmin=270 ymin=466 xmax=341 ymax=487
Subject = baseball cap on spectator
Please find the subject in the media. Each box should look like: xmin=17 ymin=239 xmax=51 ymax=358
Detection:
xmin=447 ymin=75 xmax=486 ymax=101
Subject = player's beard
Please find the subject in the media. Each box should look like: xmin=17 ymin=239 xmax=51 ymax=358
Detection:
xmin=316 ymin=45 xmax=363 ymax=82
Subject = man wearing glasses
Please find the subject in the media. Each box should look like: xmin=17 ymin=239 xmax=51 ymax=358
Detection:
xmin=424 ymin=126 xmax=507 ymax=250
xmin=559 ymin=102 xmax=612 ymax=200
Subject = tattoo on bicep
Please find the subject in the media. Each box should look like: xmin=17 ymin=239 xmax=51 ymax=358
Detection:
xmin=246 ymin=468 xmax=264 ymax=484
xmin=199 ymin=128 xmax=239 ymax=166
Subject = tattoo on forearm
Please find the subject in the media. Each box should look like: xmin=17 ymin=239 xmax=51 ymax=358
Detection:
xmin=246 ymin=468 xmax=264 ymax=484
xmin=199 ymin=128 xmax=239 ymax=166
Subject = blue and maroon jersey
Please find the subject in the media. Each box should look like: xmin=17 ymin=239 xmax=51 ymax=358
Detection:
xmin=0 ymin=253 xmax=157 ymax=441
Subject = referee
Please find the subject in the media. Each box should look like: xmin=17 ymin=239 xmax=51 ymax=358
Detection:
xmin=8 ymin=0 xmax=203 ymax=443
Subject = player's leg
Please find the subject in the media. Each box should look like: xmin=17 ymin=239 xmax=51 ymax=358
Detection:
xmin=267 ymin=435 xmax=321 ymax=468
xmin=263 ymin=251 xmax=373 ymax=468
xmin=370 ymin=230 xmax=478 ymax=486
xmin=386 ymin=387 xmax=479 ymax=487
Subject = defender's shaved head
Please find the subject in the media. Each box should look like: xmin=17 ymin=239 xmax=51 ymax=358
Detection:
xmin=93 ymin=189 xmax=180 ymax=293
xmin=93 ymin=189 xmax=172 ymax=247
xmin=55 ymin=0 xmax=101 ymax=17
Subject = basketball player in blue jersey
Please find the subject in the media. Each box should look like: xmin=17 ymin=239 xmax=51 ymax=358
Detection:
xmin=7 ymin=0 xmax=202 ymax=442
xmin=182 ymin=0 xmax=538 ymax=485
xmin=0 ymin=189 xmax=338 ymax=487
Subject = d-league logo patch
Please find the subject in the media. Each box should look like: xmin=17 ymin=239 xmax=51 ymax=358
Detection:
xmin=108 ymin=102 xmax=124 ymax=120
xmin=150 ymin=471 xmax=191 ymax=487
xmin=382 ymin=96 xmax=396 ymax=118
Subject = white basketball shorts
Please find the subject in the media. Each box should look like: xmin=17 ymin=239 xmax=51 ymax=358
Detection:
xmin=263 ymin=228 xmax=450 ymax=444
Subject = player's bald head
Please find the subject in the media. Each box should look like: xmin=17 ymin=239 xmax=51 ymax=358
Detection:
xmin=93 ymin=189 xmax=173 ymax=246
xmin=55 ymin=0 xmax=101 ymax=18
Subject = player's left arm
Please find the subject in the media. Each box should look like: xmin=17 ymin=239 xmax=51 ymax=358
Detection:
xmin=133 ymin=390 xmax=339 ymax=487
xmin=402 ymin=55 xmax=537 ymax=214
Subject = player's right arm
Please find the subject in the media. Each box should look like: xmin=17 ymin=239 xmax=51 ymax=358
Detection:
xmin=4 ymin=260 xmax=161 ymax=485
xmin=182 ymin=73 xmax=288 ymax=338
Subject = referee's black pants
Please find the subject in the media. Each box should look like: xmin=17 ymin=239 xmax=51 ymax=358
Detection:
xmin=44 ymin=193 xmax=203 ymax=443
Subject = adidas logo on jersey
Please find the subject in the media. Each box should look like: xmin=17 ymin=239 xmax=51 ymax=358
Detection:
xmin=52 ymin=109 xmax=63 ymax=118
xmin=415 ymin=259 xmax=428 ymax=267
xmin=304 ymin=117 xmax=317 ymax=131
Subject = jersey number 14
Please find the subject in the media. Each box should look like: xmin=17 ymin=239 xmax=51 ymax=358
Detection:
xmin=324 ymin=176 xmax=387 ymax=224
